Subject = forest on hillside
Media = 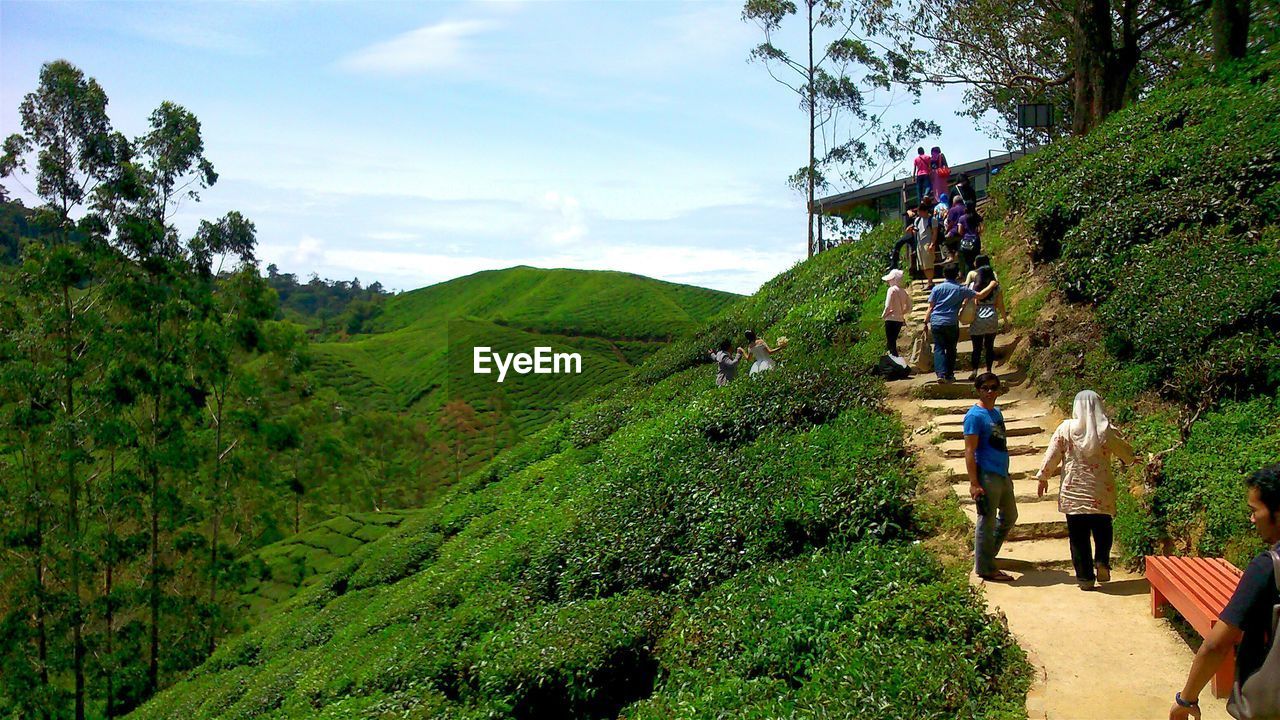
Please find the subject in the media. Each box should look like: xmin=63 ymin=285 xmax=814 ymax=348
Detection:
xmin=0 ymin=62 xmax=511 ymax=718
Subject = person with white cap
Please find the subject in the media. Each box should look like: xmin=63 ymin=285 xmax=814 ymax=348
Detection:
xmin=1034 ymin=390 xmax=1136 ymax=590
xmin=881 ymin=268 xmax=912 ymax=356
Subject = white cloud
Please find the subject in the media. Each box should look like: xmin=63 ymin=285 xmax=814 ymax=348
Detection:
xmin=337 ymin=20 xmax=495 ymax=75
xmin=536 ymin=191 xmax=587 ymax=247
xmin=288 ymin=235 xmax=327 ymax=269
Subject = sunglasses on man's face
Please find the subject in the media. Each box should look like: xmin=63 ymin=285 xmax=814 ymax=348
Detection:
xmin=979 ymin=385 xmax=1001 ymax=392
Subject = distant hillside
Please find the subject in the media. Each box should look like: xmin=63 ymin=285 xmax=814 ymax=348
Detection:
xmin=303 ymin=267 xmax=738 ymax=496
xmin=372 ymin=265 xmax=737 ymax=340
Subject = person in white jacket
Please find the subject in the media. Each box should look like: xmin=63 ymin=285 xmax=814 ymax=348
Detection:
xmin=881 ymin=268 xmax=912 ymax=356
xmin=1034 ymin=390 xmax=1136 ymax=590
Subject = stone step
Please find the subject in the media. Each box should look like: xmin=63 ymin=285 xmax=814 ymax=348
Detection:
xmin=961 ymin=500 xmax=1069 ymax=540
xmin=993 ymin=537 xmax=1076 ymax=570
xmin=943 ymin=454 xmax=1045 ymax=483
xmin=935 ymin=418 xmax=1045 ymax=440
xmin=940 ymin=434 xmax=1049 ymax=458
xmin=920 ymin=397 xmax=1022 ymax=415
xmin=907 ymin=340 xmax=1022 ymax=394
xmin=952 ymin=478 xmax=1057 ymax=504
xmin=934 ymin=410 xmax=1050 ymax=428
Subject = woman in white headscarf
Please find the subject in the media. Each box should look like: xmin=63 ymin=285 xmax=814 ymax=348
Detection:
xmin=1035 ymin=390 xmax=1136 ymax=590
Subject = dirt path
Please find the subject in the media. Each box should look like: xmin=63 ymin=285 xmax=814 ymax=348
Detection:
xmin=886 ymin=279 xmax=1231 ymax=720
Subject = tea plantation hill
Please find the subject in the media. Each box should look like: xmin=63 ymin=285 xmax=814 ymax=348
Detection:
xmin=307 ymin=266 xmax=738 ymax=458
xmin=130 ymin=228 xmax=1033 ymax=719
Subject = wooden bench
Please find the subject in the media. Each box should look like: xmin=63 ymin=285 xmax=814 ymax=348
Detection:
xmin=1146 ymin=555 xmax=1245 ymax=698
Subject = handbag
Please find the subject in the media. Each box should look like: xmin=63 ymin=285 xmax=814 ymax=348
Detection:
xmin=1227 ymin=550 xmax=1280 ymax=719
xmin=908 ymin=326 xmax=932 ymax=372
xmin=959 ymin=297 xmax=977 ymax=325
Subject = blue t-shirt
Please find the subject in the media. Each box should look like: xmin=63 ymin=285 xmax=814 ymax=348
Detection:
xmin=929 ymin=281 xmax=977 ymax=327
xmin=963 ymin=404 xmax=1009 ymax=477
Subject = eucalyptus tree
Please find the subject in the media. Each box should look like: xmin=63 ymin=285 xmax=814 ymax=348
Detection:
xmin=187 ymin=256 xmax=270 ymax=654
xmin=0 ymin=59 xmax=123 ymax=720
xmin=742 ymin=0 xmax=935 ymax=255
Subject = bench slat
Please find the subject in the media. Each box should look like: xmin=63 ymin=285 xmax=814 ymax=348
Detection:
xmin=1150 ymin=561 xmax=1219 ymax=635
xmin=1150 ymin=556 xmax=1242 ymax=611
xmin=1202 ymin=558 xmax=1245 ymax=604
xmin=1163 ymin=559 xmax=1236 ymax=612
xmin=1158 ymin=560 xmax=1230 ymax=614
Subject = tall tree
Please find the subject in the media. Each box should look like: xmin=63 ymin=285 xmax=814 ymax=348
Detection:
xmin=189 ymin=260 xmax=268 ymax=655
xmin=743 ymin=0 xmax=935 ymax=255
xmin=1 ymin=59 xmax=121 ymax=720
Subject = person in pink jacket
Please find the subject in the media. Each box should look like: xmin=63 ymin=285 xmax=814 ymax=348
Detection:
xmin=881 ymin=268 xmax=912 ymax=356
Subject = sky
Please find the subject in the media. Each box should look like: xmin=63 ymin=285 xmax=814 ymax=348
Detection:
xmin=1 ymin=0 xmax=1004 ymax=295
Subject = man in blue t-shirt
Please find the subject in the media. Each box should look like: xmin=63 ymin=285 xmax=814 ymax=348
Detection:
xmin=964 ymin=372 xmax=1015 ymax=581
xmin=1169 ymin=463 xmax=1280 ymax=719
xmin=924 ymin=263 xmax=977 ymax=381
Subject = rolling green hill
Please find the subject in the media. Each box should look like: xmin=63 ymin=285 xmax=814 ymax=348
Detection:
xmin=302 ymin=267 xmax=739 ymax=499
xmin=311 ymin=266 xmax=737 ymax=417
xmin=131 ymin=230 xmax=1030 ymax=720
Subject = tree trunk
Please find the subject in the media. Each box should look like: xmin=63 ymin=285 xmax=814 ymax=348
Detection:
xmin=1070 ymin=0 xmax=1140 ymax=135
xmin=35 ymin=495 xmax=48 ymax=691
xmin=64 ymin=285 xmax=85 ymax=720
xmin=105 ymin=452 xmax=116 ymax=720
xmin=1211 ymin=0 xmax=1251 ymax=61
xmin=208 ymin=392 xmax=223 ymax=656
xmin=148 ymin=390 xmax=161 ymax=695
xmin=806 ymin=0 xmax=816 ymax=257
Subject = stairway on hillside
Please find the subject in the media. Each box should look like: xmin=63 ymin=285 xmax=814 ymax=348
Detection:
xmin=885 ymin=278 xmax=1231 ymax=720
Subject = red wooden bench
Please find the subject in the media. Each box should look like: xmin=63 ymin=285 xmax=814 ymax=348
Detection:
xmin=1146 ymin=555 xmax=1245 ymax=698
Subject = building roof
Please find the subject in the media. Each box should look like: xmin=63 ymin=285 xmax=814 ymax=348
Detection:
xmin=810 ymin=148 xmax=1035 ymax=214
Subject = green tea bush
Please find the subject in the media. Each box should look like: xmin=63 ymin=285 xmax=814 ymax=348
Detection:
xmin=992 ymin=51 xmax=1280 ymax=405
xmin=628 ymin=545 xmax=1029 ymax=720
xmin=1153 ymin=394 xmax=1280 ymax=566
xmin=463 ymin=591 xmax=671 ymax=718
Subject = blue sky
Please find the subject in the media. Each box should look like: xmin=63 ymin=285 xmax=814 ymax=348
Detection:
xmin=1 ymin=0 xmax=1002 ymax=294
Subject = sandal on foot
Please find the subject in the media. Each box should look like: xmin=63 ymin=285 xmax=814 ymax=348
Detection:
xmin=979 ymin=571 xmax=1015 ymax=582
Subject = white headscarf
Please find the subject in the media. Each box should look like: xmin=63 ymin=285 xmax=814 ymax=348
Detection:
xmin=1070 ymin=390 xmax=1111 ymax=455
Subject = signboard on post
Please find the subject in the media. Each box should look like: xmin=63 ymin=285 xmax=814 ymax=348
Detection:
xmin=1017 ymin=103 xmax=1054 ymax=129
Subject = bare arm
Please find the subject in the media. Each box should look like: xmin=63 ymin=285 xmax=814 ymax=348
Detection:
xmin=1169 ymin=620 xmax=1243 ymax=718
xmin=975 ymin=280 xmax=998 ymax=301
xmin=924 ymin=299 xmax=936 ymax=326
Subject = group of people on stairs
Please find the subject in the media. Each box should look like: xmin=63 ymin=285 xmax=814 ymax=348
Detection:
xmin=880 ymin=257 xmax=1007 ymax=381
